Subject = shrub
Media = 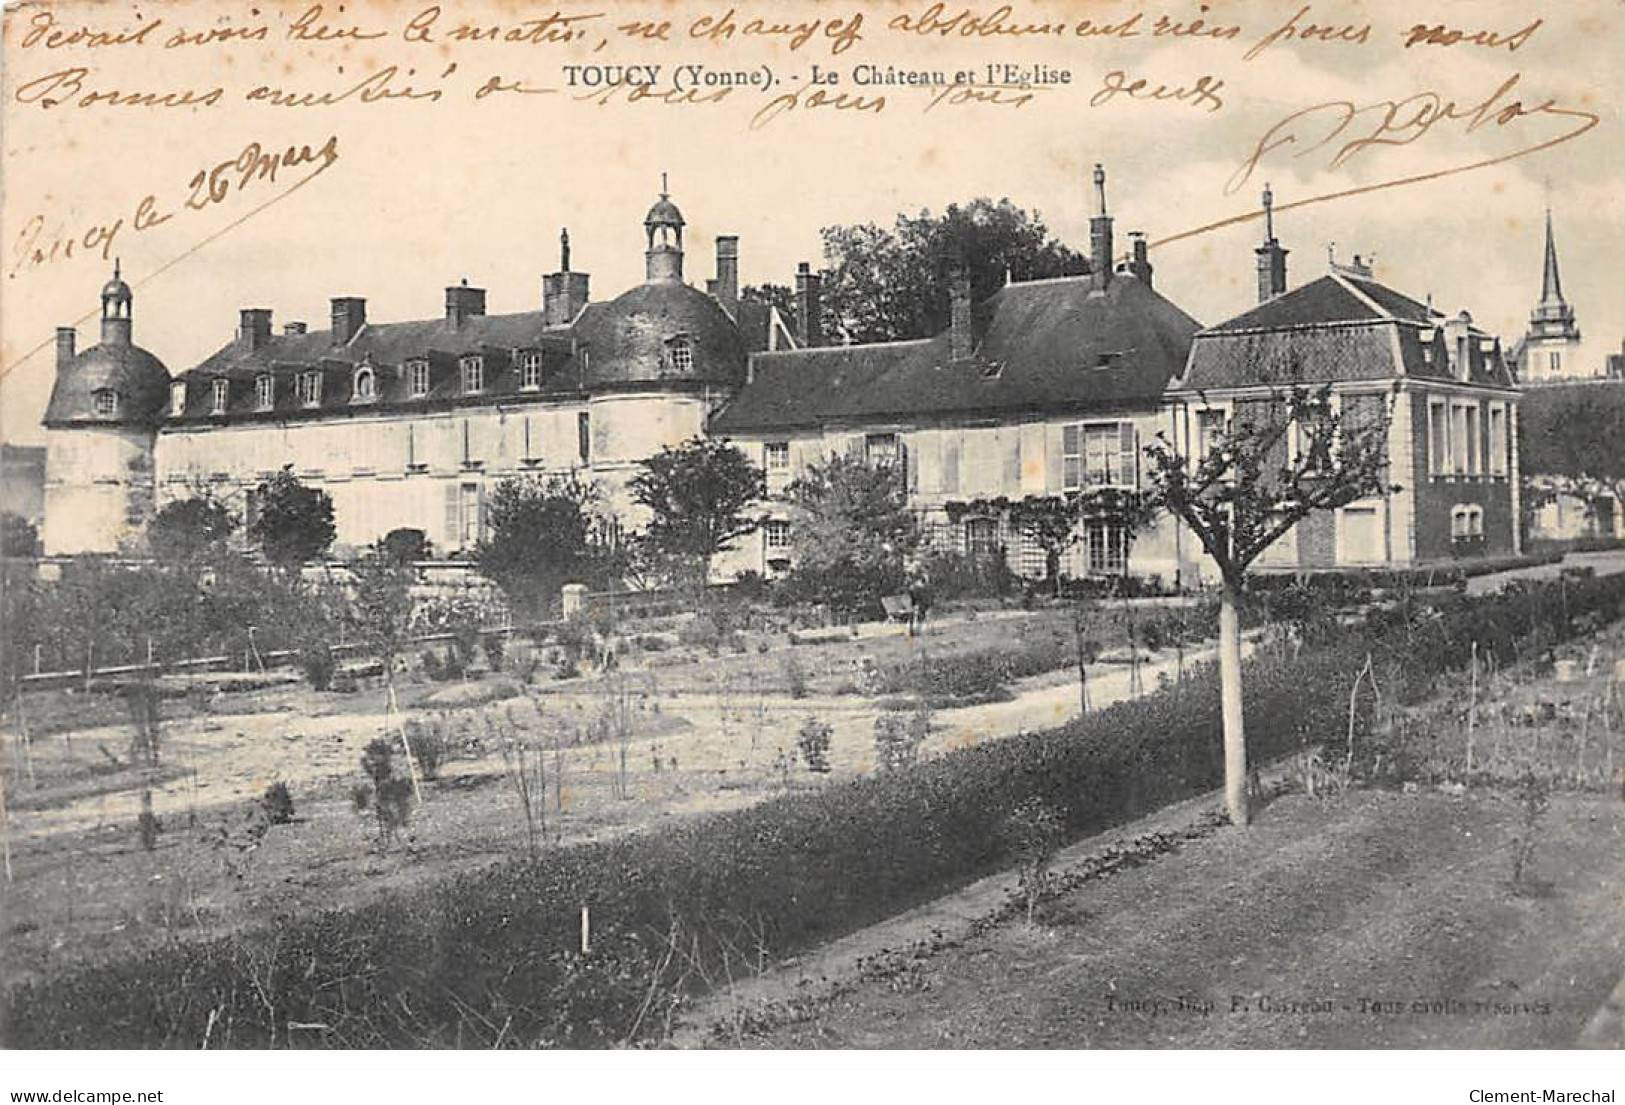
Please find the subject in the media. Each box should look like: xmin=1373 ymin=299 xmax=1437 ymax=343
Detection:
xmin=782 ymin=652 xmax=808 ymax=699
xmin=483 ymin=633 xmax=507 ymax=673
xmin=873 ymin=708 xmax=926 ymax=772
xmin=10 ymin=574 xmax=1622 ymax=1050
xmin=298 ymin=641 xmax=336 ymax=691
xmin=796 ymin=717 xmax=832 ymax=773
xmin=1001 ymin=797 xmax=1065 ymax=923
xmin=677 ymin=613 xmax=722 ymax=653
xmin=377 ymin=528 xmax=431 ymax=565
xmin=260 ymin=782 xmax=295 ymax=825
xmin=356 ymin=737 xmax=413 ymax=844
xmin=403 ymin=719 xmax=449 ymax=781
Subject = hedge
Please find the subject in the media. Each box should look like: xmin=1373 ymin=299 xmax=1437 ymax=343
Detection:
xmin=6 ymin=573 xmax=1622 ymax=1049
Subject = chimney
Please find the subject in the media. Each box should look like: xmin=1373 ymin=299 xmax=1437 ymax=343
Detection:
xmin=1255 ymin=183 xmax=1289 ymax=302
xmin=1090 ymin=164 xmax=1113 ymax=294
xmin=1128 ymin=231 xmax=1153 ymax=287
xmin=948 ymin=264 xmax=973 ymax=361
xmin=284 ymin=321 xmax=308 ymax=335
xmin=55 ymin=327 xmax=77 ymax=372
xmin=794 ymin=262 xmax=823 ymax=348
xmin=708 ymin=235 xmax=740 ymax=310
xmin=445 ymin=279 xmax=486 ymax=328
xmin=543 ymin=228 xmax=591 ymax=327
xmin=238 ymin=308 xmax=273 ymax=352
xmin=330 ymin=297 xmax=366 ymax=345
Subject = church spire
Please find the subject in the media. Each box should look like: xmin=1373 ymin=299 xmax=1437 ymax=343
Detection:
xmin=1539 ymin=206 xmax=1565 ymax=308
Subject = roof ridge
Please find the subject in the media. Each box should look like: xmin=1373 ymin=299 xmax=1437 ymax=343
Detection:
xmin=753 ymin=337 xmax=937 ymax=356
xmin=1330 ymin=272 xmax=1390 ymax=319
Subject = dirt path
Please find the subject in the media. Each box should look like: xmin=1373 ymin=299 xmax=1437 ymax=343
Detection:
xmin=688 ymin=785 xmax=1625 ymax=1049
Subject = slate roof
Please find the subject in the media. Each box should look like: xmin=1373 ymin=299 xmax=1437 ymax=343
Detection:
xmin=711 ymin=274 xmax=1201 ymax=433
xmin=170 ymin=287 xmax=774 ymax=425
xmin=44 ymin=341 xmax=172 ymax=427
xmin=1177 ymin=273 xmax=1516 ymax=393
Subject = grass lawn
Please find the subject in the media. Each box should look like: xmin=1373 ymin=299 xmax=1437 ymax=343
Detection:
xmin=710 ymin=785 xmax=1625 ymax=1048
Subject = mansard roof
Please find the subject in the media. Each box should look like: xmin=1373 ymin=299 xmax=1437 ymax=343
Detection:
xmin=711 ymin=273 xmax=1201 ymax=433
xmin=1177 ymin=273 xmax=1516 ymax=393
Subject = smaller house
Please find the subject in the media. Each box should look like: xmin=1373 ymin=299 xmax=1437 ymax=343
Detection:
xmin=1164 ymin=194 xmax=1521 ymax=581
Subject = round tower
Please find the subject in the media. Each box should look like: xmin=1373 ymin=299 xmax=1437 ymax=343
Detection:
xmin=40 ymin=263 xmax=171 ymax=554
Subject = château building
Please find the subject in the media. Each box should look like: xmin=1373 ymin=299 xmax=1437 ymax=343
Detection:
xmin=41 ymin=188 xmax=796 ymax=556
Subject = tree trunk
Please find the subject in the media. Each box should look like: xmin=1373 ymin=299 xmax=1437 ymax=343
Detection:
xmin=1220 ymin=576 xmax=1249 ymax=827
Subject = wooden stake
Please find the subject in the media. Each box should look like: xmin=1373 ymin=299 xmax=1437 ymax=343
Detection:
xmin=0 ymin=767 xmax=11 ymax=882
xmin=580 ymin=903 xmax=591 ymax=955
xmin=1466 ymin=641 xmax=1478 ymax=777
xmin=387 ymin=680 xmax=424 ymax=805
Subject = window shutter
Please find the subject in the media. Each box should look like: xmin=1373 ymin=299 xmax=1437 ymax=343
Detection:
xmin=443 ymin=482 xmax=460 ymax=545
xmin=477 ymin=483 xmax=488 ymax=541
xmin=1118 ymin=422 xmax=1138 ymax=489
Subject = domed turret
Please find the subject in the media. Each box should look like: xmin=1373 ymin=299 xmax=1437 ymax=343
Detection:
xmin=644 ymin=174 xmax=685 ymax=283
xmin=44 ymin=262 xmax=170 ymax=428
xmin=577 ymin=281 xmax=747 ymax=389
xmin=40 ymin=266 xmax=169 ymax=554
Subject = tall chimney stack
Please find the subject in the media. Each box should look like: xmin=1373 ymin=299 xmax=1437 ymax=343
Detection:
xmin=708 ymin=235 xmax=740 ymax=310
xmin=1090 ymin=164 xmax=1113 ymax=295
xmin=1255 ymin=183 xmax=1289 ymax=303
xmin=238 ymin=308 xmax=273 ymax=352
xmin=55 ymin=327 xmax=77 ymax=373
xmin=948 ymin=263 xmax=973 ymax=361
xmin=330 ymin=297 xmax=367 ymax=345
xmin=445 ymin=279 xmax=486 ymax=328
xmin=795 ymin=262 xmax=823 ymax=348
xmin=1128 ymin=231 xmax=1153 ymax=287
xmin=543 ymin=228 xmax=591 ymax=327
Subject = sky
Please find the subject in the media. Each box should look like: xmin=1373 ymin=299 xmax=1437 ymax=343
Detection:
xmin=3 ymin=0 xmax=1621 ymax=446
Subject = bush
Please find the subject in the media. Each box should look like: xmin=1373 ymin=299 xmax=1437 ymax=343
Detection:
xmin=403 ymin=719 xmax=449 ymax=781
xmin=377 ymin=528 xmax=431 ymax=565
xmin=782 ymin=652 xmax=808 ymax=699
xmin=873 ymin=707 xmax=927 ymax=772
xmin=11 ymin=574 xmax=1622 ymax=1050
xmin=482 ymin=633 xmax=507 ymax=673
xmin=298 ymin=641 xmax=336 ymax=691
xmin=796 ymin=717 xmax=832 ymax=773
xmin=260 ymin=782 xmax=295 ymax=825
xmin=677 ymin=613 xmax=722 ymax=653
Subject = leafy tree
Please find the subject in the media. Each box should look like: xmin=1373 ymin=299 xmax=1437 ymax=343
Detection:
xmin=348 ymin=552 xmax=417 ymax=683
xmin=1518 ymin=382 xmax=1625 ymax=531
xmin=629 ymin=437 xmax=765 ymax=588
xmin=819 ymin=198 xmax=1087 ymax=344
xmin=741 ymin=283 xmax=796 ymax=320
xmin=1145 ymin=384 xmax=1394 ymax=827
xmin=248 ymin=466 xmax=335 ymax=569
xmin=147 ymin=497 xmax=236 ymax=561
xmin=376 ymin=527 xmax=432 ymax=566
xmin=786 ymin=453 xmax=920 ymax=617
xmin=476 ymin=472 xmax=618 ymax=617
xmin=0 ymin=511 xmax=39 ymax=558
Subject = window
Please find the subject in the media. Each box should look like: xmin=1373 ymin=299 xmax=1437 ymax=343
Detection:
xmin=211 ymin=378 xmax=230 ymax=415
xmin=668 ymin=337 xmax=693 ymax=374
xmin=460 ymin=355 xmax=484 ymax=394
xmin=865 ymin=432 xmax=899 ymax=468
xmin=169 ymin=382 xmax=186 ymax=417
xmin=1064 ymin=422 xmax=1137 ymax=489
xmin=941 ymin=434 xmax=961 ymax=493
xmin=1428 ymin=399 xmax=1450 ymax=476
xmin=1463 ymin=402 xmax=1480 ymax=476
xmin=578 ymin=411 xmax=591 ymax=463
xmin=94 ymin=389 xmax=119 ymax=418
xmin=297 ymin=371 xmax=322 ymax=407
xmin=409 ymin=360 xmax=430 ymax=397
xmin=255 ymin=374 xmax=274 ymax=411
xmin=1488 ymin=404 xmax=1508 ymax=476
xmin=1195 ymin=408 xmax=1226 ymax=460
xmin=1451 ymin=504 xmax=1485 ymax=542
xmin=1549 ymin=351 xmax=1561 ymax=374
xmin=965 ymin=517 xmax=997 ymax=558
xmin=764 ymin=520 xmax=791 ymax=551
xmin=353 ymin=367 xmax=377 ymax=402
xmin=519 ymin=351 xmax=543 ymax=391
xmin=1085 ymin=522 xmax=1128 ymax=574
xmin=764 ymin=442 xmax=789 ymax=472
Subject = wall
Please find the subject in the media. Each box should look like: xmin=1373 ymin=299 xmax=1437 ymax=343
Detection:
xmin=42 ymin=427 xmax=156 ymax=555
xmin=1407 ymin=384 xmax=1518 ymax=562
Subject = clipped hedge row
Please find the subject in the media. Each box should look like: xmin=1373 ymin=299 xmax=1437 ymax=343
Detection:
xmin=8 ymin=573 xmax=1624 ymax=1049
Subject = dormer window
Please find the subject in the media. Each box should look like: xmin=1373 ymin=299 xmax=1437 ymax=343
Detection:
xmin=353 ymin=366 xmax=377 ymax=403
xmin=94 ymin=389 xmax=120 ymax=418
xmin=211 ymin=378 xmax=229 ymax=416
xmin=460 ymin=355 xmax=484 ymax=394
xmin=255 ymin=374 xmax=274 ymax=411
xmin=297 ymin=370 xmax=323 ymax=407
xmin=518 ymin=350 xmax=543 ymax=391
xmin=668 ymin=336 xmax=693 ymax=374
xmin=169 ymin=382 xmax=186 ymax=418
xmin=408 ymin=360 xmax=430 ymax=398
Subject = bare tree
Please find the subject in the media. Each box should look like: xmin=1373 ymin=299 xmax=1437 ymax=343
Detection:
xmin=1145 ymin=384 xmax=1393 ymax=827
